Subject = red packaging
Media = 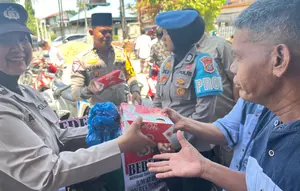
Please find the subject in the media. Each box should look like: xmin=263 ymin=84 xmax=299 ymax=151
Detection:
xmin=94 ymin=70 xmax=126 ymax=92
xmin=120 ymin=103 xmax=176 ymax=143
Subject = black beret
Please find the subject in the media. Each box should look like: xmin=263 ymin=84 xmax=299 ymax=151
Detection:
xmin=0 ymin=2 xmax=32 ymax=35
xmin=91 ymin=13 xmax=113 ymax=27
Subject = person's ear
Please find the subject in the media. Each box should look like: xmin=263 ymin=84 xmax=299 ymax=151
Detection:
xmin=272 ymin=44 xmax=290 ymax=77
xmin=89 ymin=28 xmax=94 ymax=36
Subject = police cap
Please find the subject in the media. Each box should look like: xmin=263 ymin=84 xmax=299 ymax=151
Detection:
xmin=155 ymin=9 xmax=199 ymax=30
xmin=0 ymin=2 xmax=32 ymax=35
xmin=91 ymin=13 xmax=113 ymax=27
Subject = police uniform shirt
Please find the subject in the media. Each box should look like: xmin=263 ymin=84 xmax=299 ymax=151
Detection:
xmin=153 ymin=46 xmax=223 ymax=151
xmin=71 ymin=46 xmax=139 ymax=106
xmin=0 ymin=85 xmax=121 ymax=191
xmin=196 ymin=33 xmax=235 ymax=120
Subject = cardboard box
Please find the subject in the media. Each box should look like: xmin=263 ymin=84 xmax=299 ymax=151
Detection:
xmin=120 ymin=103 xmax=176 ymax=143
xmin=94 ymin=70 xmax=126 ymax=92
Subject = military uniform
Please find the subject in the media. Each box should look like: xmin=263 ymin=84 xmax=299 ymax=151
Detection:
xmin=71 ymin=46 xmax=140 ymax=106
xmin=0 ymin=84 xmax=122 ymax=191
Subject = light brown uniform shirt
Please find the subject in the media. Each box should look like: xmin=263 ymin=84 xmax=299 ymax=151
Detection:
xmin=196 ymin=34 xmax=235 ymax=120
xmin=71 ymin=46 xmax=139 ymax=106
xmin=0 ymin=85 xmax=121 ymax=191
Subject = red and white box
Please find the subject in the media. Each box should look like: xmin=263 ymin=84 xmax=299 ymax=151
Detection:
xmin=120 ymin=103 xmax=177 ymax=144
xmin=94 ymin=70 xmax=126 ymax=92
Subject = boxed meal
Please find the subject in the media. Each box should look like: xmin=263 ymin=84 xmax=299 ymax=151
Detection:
xmin=94 ymin=70 xmax=126 ymax=92
xmin=120 ymin=103 xmax=177 ymax=144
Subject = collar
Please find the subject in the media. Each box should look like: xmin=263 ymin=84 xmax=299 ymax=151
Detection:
xmin=174 ymin=46 xmax=197 ymax=69
xmin=196 ymin=33 xmax=208 ymax=48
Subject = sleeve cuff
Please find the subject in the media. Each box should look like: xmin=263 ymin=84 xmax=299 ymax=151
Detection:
xmin=213 ymin=120 xmax=238 ymax=148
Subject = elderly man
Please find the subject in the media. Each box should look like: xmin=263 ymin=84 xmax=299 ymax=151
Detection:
xmin=148 ymin=0 xmax=300 ymax=190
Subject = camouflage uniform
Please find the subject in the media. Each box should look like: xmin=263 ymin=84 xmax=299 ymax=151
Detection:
xmin=71 ymin=46 xmax=140 ymax=106
xmin=150 ymin=39 xmax=170 ymax=67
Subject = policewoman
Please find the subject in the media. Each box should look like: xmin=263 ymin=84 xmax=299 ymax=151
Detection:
xmin=153 ymin=10 xmax=223 ymax=191
xmin=71 ymin=13 xmax=141 ymax=106
xmin=0 ymin=3 xmax=153 ymax=191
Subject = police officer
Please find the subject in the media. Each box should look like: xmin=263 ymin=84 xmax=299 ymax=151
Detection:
xmin=0 ymin=3 xmax=154 ymax=190
xmin=71 ymin=13 xmax=141 ymax=106
xmin=153 ymin=10 xmax=223 ymax=191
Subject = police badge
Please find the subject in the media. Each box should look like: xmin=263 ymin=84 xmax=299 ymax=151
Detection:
xmin=200 ymin=56 xmax=215 ymax=73
xmin=3 ymin=6 xmax=20 ymax=20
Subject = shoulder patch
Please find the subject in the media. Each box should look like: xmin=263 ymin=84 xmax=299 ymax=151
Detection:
xmin=193 ymin=53 xmax=223 ymax=98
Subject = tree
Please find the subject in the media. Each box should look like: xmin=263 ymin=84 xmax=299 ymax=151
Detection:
xmin=137 ymin=0 xmax=226 ymax=31
xmin=24 ymin=0 xmax=37 ymax=34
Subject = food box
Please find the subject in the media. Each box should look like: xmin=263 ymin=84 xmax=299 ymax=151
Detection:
xmin=120 ymin=103 xmax=176 ymax=144
xmin=94 ymin=70 xmax=126 ymax=92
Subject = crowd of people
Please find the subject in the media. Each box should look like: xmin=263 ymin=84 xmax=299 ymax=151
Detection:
xmin=0 ymin=0 xmax=300 ymax=190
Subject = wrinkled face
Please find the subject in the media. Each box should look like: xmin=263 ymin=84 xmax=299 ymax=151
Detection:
xmin=162 ymin=29 xmax=174 ymax=52
xmin=0 ymin=32 xmax=32 ymax=76
xmin=231 ymin=29 xmax=279 ymax=104
xmin=90 ymin=26 xmax=113 ymax=50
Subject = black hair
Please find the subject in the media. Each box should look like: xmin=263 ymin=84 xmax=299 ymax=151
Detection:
xmin=141 ymin=29 xmax=146 ymax=34
xmin=156 ymin=27 xmax=163 ymax=39
xmin=38 ymin=40 xmax=48 ymax=47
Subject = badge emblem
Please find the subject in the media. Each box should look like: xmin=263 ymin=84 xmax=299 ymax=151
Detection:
xmin=185 ymin=54 xmax=194 ymax=62
xmin=176 ymin=78 xmax=185 ymax=85
xmin=185 ymin=64 xmax=193 ymax=70
xmin=165 ymin=61 xmax=171 ymax=69
xmin=200 ymin=56 xmax=215 ymax=73
xmin=160 ymin=75 xmax=168 ymax=84
xmin=3 ymin=6 xmax=20 ymax=20
xmin=176 ymin=88 xmax=186 ymax=97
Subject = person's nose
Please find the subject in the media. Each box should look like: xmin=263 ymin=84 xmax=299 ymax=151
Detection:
xmin=230 ymin=60 xmax=238 ymax=75
xmin=10 ymin=41 xmax=25 ymax=52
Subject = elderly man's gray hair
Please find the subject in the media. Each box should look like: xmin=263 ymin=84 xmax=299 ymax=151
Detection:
xmin=234 ymin=0 xmax=300 ymax=44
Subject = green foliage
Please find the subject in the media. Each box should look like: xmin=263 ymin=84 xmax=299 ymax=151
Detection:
xmin=24 ymin=0 xmax=37 ymax=35
xmin=50 ymin=32 xmax=57 ymax=41
xmin=138 ymin=0 xmax=226 ymax=31
xmin=113 ymin=35 xmax=119 ymax=41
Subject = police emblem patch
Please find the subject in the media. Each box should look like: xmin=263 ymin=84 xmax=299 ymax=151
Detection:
xmin=185 ymin=54 xmax=194 ymax=62
xmin=160 ymin=75 xmax=168 ymax=84
xmin=72 ymin=61 xmax=81 ymax=72
xmin=185 ymin=64 xmax=193 ymax=70
xmin=165 ymin=61 xmax=171 ymax=69
xmin=176 ymin=78 xmax=185 ymax=85
xmin=200 ymin=56 xmax=215 ymax=73
xmin=3 ymin=6 xmax=20 ymax=20
xmin=176 ymin=88 xmax=185 ymax=97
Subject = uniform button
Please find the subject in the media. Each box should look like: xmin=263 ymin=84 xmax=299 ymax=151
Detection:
xmin=260 ymin=189 xmax=264 ymax=191
xmin=268 ymin=150 xmax=275 ymax=157
xmin=236 ymin=165 xmax=239 ymax=168
xmin=274 ymin=120 xmax=279 ymax=126
xmin=242 ymin=149 xmax=245 ymax=152
xmin=248 ymin=132 xmax=252 ymax=135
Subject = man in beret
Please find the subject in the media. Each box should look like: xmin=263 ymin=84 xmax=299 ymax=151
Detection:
xmin=71 ymin=13 xmax=141 ymax=107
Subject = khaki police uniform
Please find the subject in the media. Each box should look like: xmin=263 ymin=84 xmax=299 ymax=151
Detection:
xmin=153 ymin=46 xmax=223 ymax=152
xmin=196 ymin=34 xmax=235 ymax=167
xmin=71 ymin=46 xmax=140 ymax=106
xmin=196 ymin=33 xmax=235 ymax=120
xmin=0 ymin=85 xmax=122 ymax=191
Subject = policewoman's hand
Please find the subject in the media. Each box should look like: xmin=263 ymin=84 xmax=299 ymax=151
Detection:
xmin=117 ymin=117 xmax=156 ymax=153
xmin=162 ymin=108 xmax=188 ymax=132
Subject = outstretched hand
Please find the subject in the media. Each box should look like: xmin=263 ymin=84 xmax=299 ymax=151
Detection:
xmin=147 ymin=131 xmax=209 ymax=179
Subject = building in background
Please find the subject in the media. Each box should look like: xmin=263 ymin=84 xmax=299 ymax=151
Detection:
xmin=216 ymin=0 xmax=256 ymax=38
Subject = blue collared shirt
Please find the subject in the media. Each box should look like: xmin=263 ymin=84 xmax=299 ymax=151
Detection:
xmin=246 ymin=156 xmax=282 ymax=191
xmin=250 ymin=118 xmax=300 ymax=190
xmin=213 ymin=98 xmax=265 ymax=171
